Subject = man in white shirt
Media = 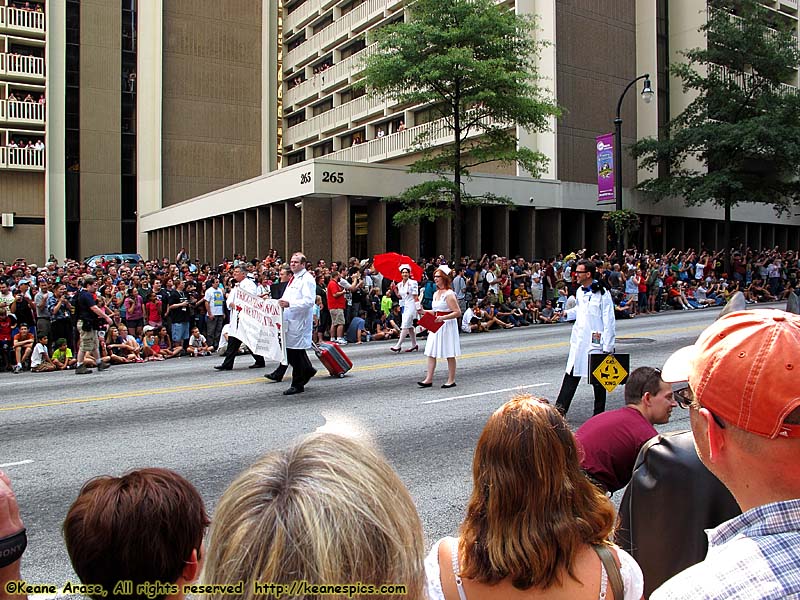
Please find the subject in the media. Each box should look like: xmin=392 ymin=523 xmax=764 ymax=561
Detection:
xmin=203 ymin=278 xmax=226 ymax=351
xmin=214 ymin=267 xmax=265 ymax=370
xmin=277 ymin=252 xmax=317 ymax=395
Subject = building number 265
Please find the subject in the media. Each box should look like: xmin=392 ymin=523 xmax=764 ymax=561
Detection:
xmin=322 ymin=171 xmax=345 ymax=183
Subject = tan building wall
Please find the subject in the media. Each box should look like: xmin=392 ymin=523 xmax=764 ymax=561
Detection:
xmin=555 ymin=0 xmax=639 ymax=187
xmin=0 ymin=173 xmax=46 ymax=262
xmin=161 ymin=0 xmax=263 ymax=207
xmin=80 ymin=0 xmax=122 ymax=256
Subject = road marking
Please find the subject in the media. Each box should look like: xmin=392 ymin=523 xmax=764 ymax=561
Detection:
xmin=0 ymin=459 xmax=33 ymax=468
xmin=0 ymin=324 xmax=708 ymax=413
xmin=422 ymin=383 xmax=550 ymax=405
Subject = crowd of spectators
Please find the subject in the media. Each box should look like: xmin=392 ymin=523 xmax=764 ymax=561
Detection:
xmin=0 ymin=244 xmax=796 ymax=374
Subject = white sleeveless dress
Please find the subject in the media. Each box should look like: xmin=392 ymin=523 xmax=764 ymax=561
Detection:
xmin=424 ymin=290 xmax=460 ymax=359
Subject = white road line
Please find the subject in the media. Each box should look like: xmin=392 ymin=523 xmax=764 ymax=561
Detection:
xmin=0 ymin=459 xmax=34 ymax=468
xmin=422 ymin=383 xmax=550 ymax=405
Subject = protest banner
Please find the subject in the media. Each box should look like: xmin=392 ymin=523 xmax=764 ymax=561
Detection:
xmin=228 ymin=287 xmax=286 ymax=364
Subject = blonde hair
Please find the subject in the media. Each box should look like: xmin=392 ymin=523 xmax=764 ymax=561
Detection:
xmin=201 ymin=433 xmax=425 ymax=600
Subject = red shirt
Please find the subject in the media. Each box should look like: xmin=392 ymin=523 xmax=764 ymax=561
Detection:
xmin=575 ymin=406 xmax=657 ymax=493
xmin=0 ymin=315 xmax=13 ymax=341
xmin=327 ymin=278 xmax=346 ymax=310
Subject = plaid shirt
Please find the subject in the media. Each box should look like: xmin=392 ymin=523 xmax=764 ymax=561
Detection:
xmin=652 ymin=499 xmax=800 ymax=599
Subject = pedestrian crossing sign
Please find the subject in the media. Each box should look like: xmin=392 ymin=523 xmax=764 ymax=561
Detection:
xmin=590 ymin=353 xmax=630 ymax=392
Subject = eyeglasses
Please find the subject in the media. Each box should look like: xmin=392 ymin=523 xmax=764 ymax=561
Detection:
xmin=673 ymin=384 xmax=726 ymax=429
xmin=574 ymin=270 xmax=589 ymax=274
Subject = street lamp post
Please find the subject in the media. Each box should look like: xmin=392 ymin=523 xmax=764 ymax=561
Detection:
xmin=614 ymin=73 xmax=653 ymax=260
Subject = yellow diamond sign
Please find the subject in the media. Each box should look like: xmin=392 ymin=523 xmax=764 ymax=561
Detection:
xmin=591 ymin=354 xmax=628 ymax=393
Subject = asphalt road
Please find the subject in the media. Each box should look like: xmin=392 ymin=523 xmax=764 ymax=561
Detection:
xmin=0 ymin=305 xmax=763 ymax=588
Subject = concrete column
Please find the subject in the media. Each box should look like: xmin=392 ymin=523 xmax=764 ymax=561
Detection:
xmin=492 ymin=207 xmax=509 ymax=258
xmin=302 ymin=198 xmax=333 ymax=263
xmin=222 ymin=214 xmax=234 ymax=259
xmin=286 ymin=201 xmax=303 ymax=257
xmin=400 ymin=222 xmax=420 ymax=259
xmin=331 ymin=196 xmax=350 ymax=263
xmin=244 ymin=209 xmax=257 ymax=258
xmin=213 ymin=217 xmax=224 ymax=265
xmin=535 ymin=209 xmax=561 ymax=259
xmin=256 ymin=207 xmax=270 ymax=259
xmin=233 ymin=212 xmax=245 ymax=256
xmin=270 ymin=204 xmax=286 ymax=258
xmin=586 ymin=211 xmax=606 ymax=255
xmin=367 ymin=200 xmax=387 ymax=258
xmin=464 ymin=206 xmax=482 ymax=258
xmin=436 ymin=214 xmax=452 ymax=258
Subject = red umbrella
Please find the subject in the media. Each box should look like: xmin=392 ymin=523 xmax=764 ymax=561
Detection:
xmin=373 ymin=252 xmax=423 ymax=282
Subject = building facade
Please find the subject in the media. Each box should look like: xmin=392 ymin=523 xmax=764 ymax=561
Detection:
xmin=3 ymin=0 xmax=800 ymax=264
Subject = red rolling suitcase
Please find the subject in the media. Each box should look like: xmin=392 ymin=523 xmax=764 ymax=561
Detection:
xmin=313 ymin=342 xmax=353 ymax=378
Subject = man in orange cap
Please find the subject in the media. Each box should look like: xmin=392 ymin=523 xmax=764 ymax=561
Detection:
xmin=652 ymin=309 xmax=800 ymax=599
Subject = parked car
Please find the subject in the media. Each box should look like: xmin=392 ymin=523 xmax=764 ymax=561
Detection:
xmin=84 ymin=253 xmax=143 ymax=268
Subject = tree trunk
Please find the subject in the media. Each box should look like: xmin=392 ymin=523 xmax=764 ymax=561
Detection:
xmin=452 ymin=94 xmax=462 ymax=263
xmin=723 ymin=195 xmax=732 ymax=277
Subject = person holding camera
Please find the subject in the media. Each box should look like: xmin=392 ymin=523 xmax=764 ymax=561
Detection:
xmin=74 ymin=275 xmax=113 ymax=375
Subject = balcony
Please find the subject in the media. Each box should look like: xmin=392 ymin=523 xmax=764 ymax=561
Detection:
xmin=0 ymin=146 xmax=45 ymax=171
xmin=0 ymin=53 xmax=46 ymax=81
xmin=284 ymin=42 xmax=378 ymax=108
xmin=0 ymin=99 xmax=45 ymax=125
xmin=0 ymin=6 xmax=47 ymax=38
xmin=283 ymin=0 xmax=402 ymax=71
xmin=284 ymin=92 xmax=396 ymax=146
xmin=325 ymin=113 xmax=505 ymax=163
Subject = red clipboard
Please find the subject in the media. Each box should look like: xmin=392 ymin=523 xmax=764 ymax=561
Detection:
xmin=418 ymin=311 xmax=443 ymax=333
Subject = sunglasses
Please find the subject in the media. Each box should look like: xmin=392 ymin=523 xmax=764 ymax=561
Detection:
xmin=673 ymin=385 xmax=726 ymax=429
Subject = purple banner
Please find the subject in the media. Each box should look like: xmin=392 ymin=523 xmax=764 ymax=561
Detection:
xmin=596 ymin=133 xmax=615 ymax=205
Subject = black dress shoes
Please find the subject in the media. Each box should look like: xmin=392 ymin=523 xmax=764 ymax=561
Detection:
xmin=441 ymin=382 xmax=457 ymax=389
xmin=214 ymin=365 xmax=232 ymax=371
xmin=417 ymin=381 xmax=433 ymax=388
xmin=300 ymin=368 xmax=318 ymax=387
xmin=249 ymin=362 xmax=265 ymax=369
xmin=283 ymin=386 xmax=304 ymax=395
xmin=264 ymin=372 xmax=283 ymax=382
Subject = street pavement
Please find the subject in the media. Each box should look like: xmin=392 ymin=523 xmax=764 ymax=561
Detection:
xmin=0 ymin=305 xmax=775 ymax=587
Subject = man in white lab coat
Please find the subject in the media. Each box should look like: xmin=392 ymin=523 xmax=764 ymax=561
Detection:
xmin=555 ymin=259 xmax=616 ymax=416
xmin=278 ymin=252 xmax=318 ymax=395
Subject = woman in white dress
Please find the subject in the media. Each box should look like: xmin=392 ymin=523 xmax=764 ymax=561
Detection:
xmin=425 ymin=395 xmax=644 ymax=600
xmin=390 ymin=264 xmax=420 ymax=353
xmin=418 ymin=266 xmax=461 ymax=389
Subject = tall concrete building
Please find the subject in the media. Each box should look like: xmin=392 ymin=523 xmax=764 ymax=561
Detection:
xmin=2 ymin=0 xmax=799 ymax=264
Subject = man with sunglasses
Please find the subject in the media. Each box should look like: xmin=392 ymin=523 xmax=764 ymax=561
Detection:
xmin=555 ymin=259 xmax=616 ymax=416
xmin=652 ymin=309 xmax=800 ymax=599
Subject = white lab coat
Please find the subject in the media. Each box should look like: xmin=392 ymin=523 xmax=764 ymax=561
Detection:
xmin=563 ymin=285 xmax=616 ymax=377
xmin=282 ymin=268 xmax=316 ymax=349
xmin=226 ymin=277 xmax=258 ymax=309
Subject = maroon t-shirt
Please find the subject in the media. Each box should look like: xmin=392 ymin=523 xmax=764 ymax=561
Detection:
xmin=575 ymin=406 xmax=657 ymax=493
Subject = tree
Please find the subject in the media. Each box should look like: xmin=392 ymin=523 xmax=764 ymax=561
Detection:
xmin=363 ymin=0 xmax=560 ymax=260
xmin=631 ymin=0 xmax=800 ymax=273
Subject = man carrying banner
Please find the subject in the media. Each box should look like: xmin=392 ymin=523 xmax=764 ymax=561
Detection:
xmin=264 ymin=264 xmax=292 ymax=382
xmin=278 ymin=252 xmax=317 ymax=395
xmin=213 ymin=266 xmax=266 ymax=371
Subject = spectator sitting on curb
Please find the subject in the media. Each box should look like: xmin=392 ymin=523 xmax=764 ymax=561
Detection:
xmin=51 ymin=337 xmax=77 ymax=370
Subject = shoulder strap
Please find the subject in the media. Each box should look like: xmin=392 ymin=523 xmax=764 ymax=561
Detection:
xmin=593 ymin=544 xmax=624 ymax=600
xmin=448 ymin=538 xmax=468 ymax=600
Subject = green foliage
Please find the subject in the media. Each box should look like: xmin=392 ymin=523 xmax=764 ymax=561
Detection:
xmin=363 ymin=0 xmax=560 ymax=258
xmin=602 ymin=209 xmax=641 ymax=236
xmin=631 ymin=0 xmax=800 ymax=216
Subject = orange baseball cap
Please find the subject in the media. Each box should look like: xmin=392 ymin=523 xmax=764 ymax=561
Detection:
xmin=662 ymin=309 xmax=800 ymax=439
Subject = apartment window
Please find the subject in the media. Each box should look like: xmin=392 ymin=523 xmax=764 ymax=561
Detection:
xmin=414 ymin=104 xmax=446 ymax=126
xmin=121 ymin=0 xmax=138 ymax=252
xmin=286 ymin=0 xmax=306 ymax=14
xmin=312 ymin=14 xmax=333 ymax=35
xmin=65 ymin=0 xmax=81 ymax=259
xmin=312 ymin=98 xmax=333 ymax=116
xmin=287 ymin=110 xmax=306 ymax=127
xmin=341 ymin=0 xmax=366 ymax=16
xmin=339 ymin=86 xmax=365 ymax=104
xmin=286 ymin=150 xmax=306 ymax=165
xmin=343 ymin=129 xmax=366 ymax=147
xmin=287 ymin=33 xmax=306 ymax=51
xmin=313 ymin=140 xmax=334 ymax=157
xmin=340 ymin=38 xmax=366 ymax=59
